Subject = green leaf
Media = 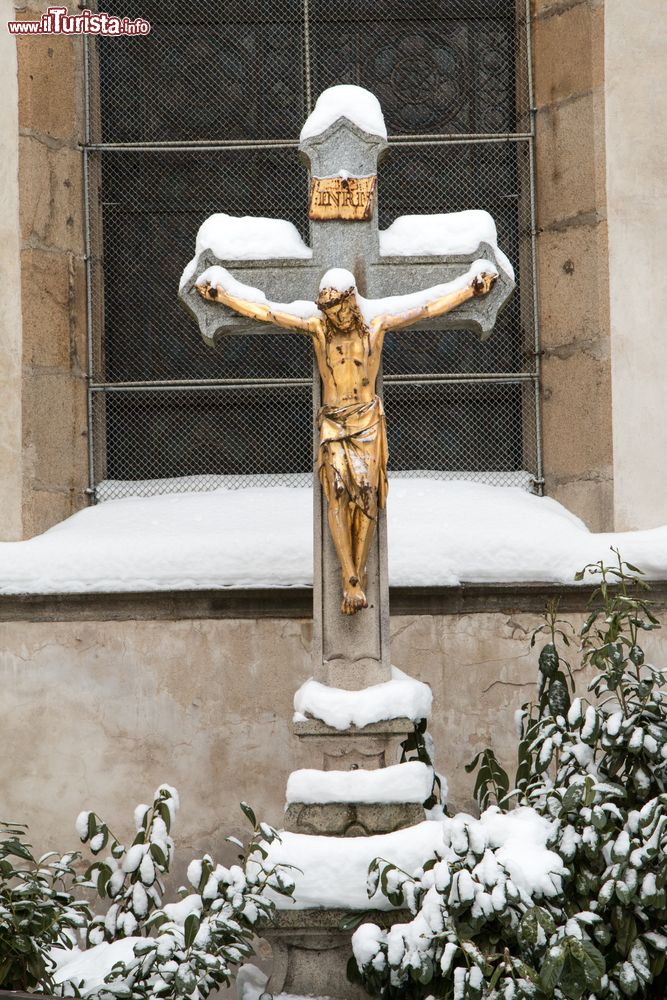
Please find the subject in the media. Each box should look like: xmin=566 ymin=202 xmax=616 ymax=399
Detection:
xmin=86 ymin=812 xmax=97 ymax=841
xmin=240 ymin=801 xmax=257 ymax=827
xmin=339 ymin=911 xmax=371 ymax=931
xmin=539 ymin=643 xmax=559 ymax=678
xmin=150 ymin=842 xmax=166 ymax=867
xmin=580 ymin=941 xmax=606 ymax=982
xmin=541 ymin=947 xmax=566 ymax=992
xmin=4 ymin=840 xmax=34 ymax=862
xmin=184 ymin=912 xmax=200 ymax=949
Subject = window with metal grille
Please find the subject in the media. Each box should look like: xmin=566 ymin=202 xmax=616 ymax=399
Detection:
xmin=84 ymin=0 xmax=541 ymax=501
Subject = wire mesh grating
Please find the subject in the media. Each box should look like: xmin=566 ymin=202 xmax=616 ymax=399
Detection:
xmin=86 ymin=0 xmax=540 ymax=501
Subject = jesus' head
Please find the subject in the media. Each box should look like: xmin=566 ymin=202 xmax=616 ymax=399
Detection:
xmin=317 ymin=268 xmax=365 ymax=333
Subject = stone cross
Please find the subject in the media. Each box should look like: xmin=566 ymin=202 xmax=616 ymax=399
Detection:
xmin=180 ymin=104 xmax=513 ymax=693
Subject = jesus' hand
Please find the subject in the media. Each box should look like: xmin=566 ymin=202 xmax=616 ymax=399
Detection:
xmin=471 ymin=271 xmax=498 ymax=297
xmin=195 ymin=280 xmax=220 ymax=302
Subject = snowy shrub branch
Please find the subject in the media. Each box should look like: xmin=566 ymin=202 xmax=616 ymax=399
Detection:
xmin=351 ymin=552 xmax=667 ymax=1000
xmin=0 ymin=824 xmax=90 ymax=991
xmin=58 ymin=791 xmax=292 ymax=1000
xmin=1 ymin=787 xmax=291 ymax=1000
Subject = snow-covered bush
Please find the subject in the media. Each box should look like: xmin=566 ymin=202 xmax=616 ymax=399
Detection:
xmin=0 ymin=822 xmax=89 ymax=990
xmin=1 ymin=786 xmax=290 ymax=1000
xmin=351 ymin=554 xmax=667 ymax=999
xmin=56 ymin=790 xmax=292 ymax=1000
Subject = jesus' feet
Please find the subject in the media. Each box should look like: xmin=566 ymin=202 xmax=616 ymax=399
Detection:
xmin=341 ymin=576 xmax=368 ymax=615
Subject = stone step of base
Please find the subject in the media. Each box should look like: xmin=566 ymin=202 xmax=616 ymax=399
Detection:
xmin=292 ymin=717 xmax=415 ymax=769
xmin=284 ymin=799 xmax=424 ymax=835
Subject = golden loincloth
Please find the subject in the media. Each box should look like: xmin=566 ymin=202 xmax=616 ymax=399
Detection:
xmin=317 ymin=396 xmax=388 ymax=519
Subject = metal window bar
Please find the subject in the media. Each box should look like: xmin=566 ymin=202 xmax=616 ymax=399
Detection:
xmin=83 ymin=0 xmax=542 ymax=502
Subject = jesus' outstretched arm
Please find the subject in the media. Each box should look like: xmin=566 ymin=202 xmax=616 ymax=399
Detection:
xmin=195 ymin=266 xmax=320 ymax=336
xmin=369 ymin=264 xmax=498 ymax=335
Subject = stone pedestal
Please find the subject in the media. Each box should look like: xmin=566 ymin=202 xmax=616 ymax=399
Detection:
xmin=264 ymin=909 xmax=408 ymax=1000
xmin=293 ymin=718 xmax=414 ymax=770
xmin=284 ymin=800 xmax=424 ymax=836
xmin=288 ymin=717 xmax=425 ymax=837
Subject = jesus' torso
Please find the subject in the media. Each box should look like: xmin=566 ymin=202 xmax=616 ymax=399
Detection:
xmin=311 ymin=322 xmax=384 ymax=409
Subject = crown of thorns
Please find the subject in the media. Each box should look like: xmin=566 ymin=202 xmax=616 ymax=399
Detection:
xmin=317 ymin=284 xmax=356 ymax=307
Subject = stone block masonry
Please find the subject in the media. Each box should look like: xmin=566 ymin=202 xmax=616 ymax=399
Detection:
xmin=532 ymin=0 xmax=613 ymax=531
xmin=16 ymin=8 xmax=88 ymax=538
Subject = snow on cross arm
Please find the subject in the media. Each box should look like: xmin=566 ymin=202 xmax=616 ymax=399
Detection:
xmin=195 ymin=265 xmax=321 ymax=322
xmin=356 ymin=258 xmax=499 ymax=325
xmin=379 ymin=210 xmax=515 ymax=282
xmin=179 ymin=213 xmax=312 ymax=290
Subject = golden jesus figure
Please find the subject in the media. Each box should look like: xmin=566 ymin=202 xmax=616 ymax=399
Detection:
xmin=196 ymin=263 xmax=497 ymax=616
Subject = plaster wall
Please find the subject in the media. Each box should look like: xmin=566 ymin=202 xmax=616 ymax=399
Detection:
xmin=4 ymin=611 xmax=667 ymax=890
xmin=605 ymin=1 xmax=667 ymax=530
xmin=0 ymin=1 xmax=24 ymax=540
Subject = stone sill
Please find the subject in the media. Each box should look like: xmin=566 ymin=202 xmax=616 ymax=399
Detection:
xmin=0 ymin=582 xmax=666 ymax=622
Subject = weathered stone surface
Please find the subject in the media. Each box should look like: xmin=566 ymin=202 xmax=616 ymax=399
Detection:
xmin=536 ymin=220 xmax=609 ymax=351
xmin=4 ymin=612 xmax=667 ymax=857
xmin=284 ymin=801 xmax=424 ymax=836
xmin=605 ymin=0 xmax=667 ymax=529
xmin=19 ymin=138 xmax=84 ymax=255
xmin=264 ymin=909 xmax=408 ymax=1000
xmin=541 ymin=349 xmax=612 ymax=483
xmin=21 ymin=488 xmax=78 ymax=540
xmin=21 ymin=248 xmax=85 ymax=370
xmin=17 ymin=25 xmax=81 ymax=141
xmin=535 ymin=92 xmax=606 ymax=231
xmin=549 ymin=477 xmax=613 ymax=535
xmin=0 ymin=0 xmax=24 ymax=540
xmin=533 ymin=1 xmax=603 ymax=107
xmin=2 ymin=581 xmax=662 ymax=623
xmin=22 ymin=370 xmax=87 ymax=493
xmin=293 ymin=718 xmax=414 ymax=770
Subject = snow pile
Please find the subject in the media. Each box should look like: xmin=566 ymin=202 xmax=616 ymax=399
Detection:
xmin=53 ymin=938 xmax=142 ymax=995
xmin=1 ymin=480 xmax=667 ymax=594
xmin=236 ymin=964 xmax=270 ymax=1000
xmin=260 ymin=821 xmax=445 ymax=909
xmin=380 ymin=210 xmax=515 ymax=281
xmin=286 ymin=761 xmax=433 ymax=805
xmin=195 ymin=265 xmax=320 ymax=320
xmin=293 ymin=667 xmax=432 ymax=729
xmin=261 ymin=808 xmax=564 ymax=911
xmin=300 ymin=85 xmax=387 ymax=141
xmin=351 ymin=808 xmax=567 ymax=978
xmin=473 ymin=807 xmax=565 ymax=898
xmin=179 ymin=214 xmax=312 ymax=287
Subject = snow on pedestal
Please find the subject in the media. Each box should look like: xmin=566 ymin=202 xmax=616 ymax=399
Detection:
xmin=286 ymin=761 xmax=433 ymax=805
xmin=293 ymin=667 xmax=432 ymax=730
xmin=259 ymin=808 xmax=566 ymax=911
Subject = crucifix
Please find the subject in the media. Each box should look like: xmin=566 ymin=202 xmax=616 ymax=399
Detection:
xmin=180 ymin=86 xmax=514 ymax=692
